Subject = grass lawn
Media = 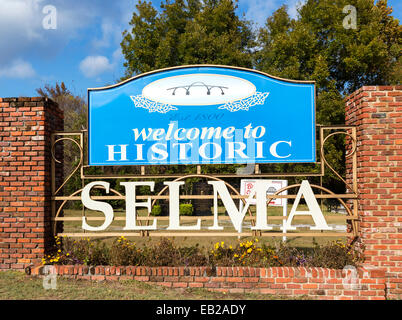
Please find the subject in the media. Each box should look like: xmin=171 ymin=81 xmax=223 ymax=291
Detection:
xmin=0 ymin=271 xmax=307 ymax=300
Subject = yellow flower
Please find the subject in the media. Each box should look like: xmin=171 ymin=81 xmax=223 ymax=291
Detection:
xmin=247 ymin=248 xmax=252 ymax=253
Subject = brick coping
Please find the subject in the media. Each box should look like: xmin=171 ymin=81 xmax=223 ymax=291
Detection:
xmin=29 ymin=265 xmax=387 ymax=300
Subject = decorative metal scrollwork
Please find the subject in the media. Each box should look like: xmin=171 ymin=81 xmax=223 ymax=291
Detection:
xmin=50 ymin=126 xmax=360 ymax=238
xmin=320 ymin=129 xmax=358 ymax=195
xmin=51 ymin=136 xmax=83 ymax=195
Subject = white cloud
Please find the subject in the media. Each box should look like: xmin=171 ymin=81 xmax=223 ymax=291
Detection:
xmin=0 ymin=0 xmax=86 ymax=65
xmin=112 ymin=47 xmax=123 ymax=62
xmin=92 ymin=20 xmax=123 ymax=49
xmin=240 ymin=0 xmax=279 ymax=28
xmin=0 ymin=59 xmax=36 ymax=78
xmin=0 ymin=0 xmax=135 ymax=66
xmin=0 ymin=0 xmax=41 ymax=60
xmin=287 ymin=0 xmax=306 ymax=20
xmin=89 ymin=2 xmax=133 ymax=55
xmin=238 ymin=0 xmax=307 ymax=27
xmin=79 ymin=55 xmax=114 ymax=78
xmin=79 ymin=46 xmax=124 ymax=79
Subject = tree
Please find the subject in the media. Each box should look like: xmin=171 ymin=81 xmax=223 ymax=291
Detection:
xmin=36 ymin=82 xmax=87 ymax=132
xmin=36 ymin=83 xmax=88 ymax=200
xmin=256 ymin=0 xmax=401 ymax=119
xmin=255 ymin=0 xmax=401 ymax=192
xmin=121 ymin=0 xmax=255 ymax=78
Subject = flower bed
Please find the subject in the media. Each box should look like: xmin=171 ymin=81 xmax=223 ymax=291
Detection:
xmin=32 ymin=237 xmax=385 ymax=300
xmin=42 ymin=236 xmax=364 ymax=269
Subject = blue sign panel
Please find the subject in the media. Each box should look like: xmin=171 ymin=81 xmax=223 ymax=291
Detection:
xmin=88 ymin=66 xmax=315 ymax=166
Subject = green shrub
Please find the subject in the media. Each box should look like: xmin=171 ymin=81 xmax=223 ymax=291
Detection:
xmin=64 ymin=237 xmax=109 ymax=265
xmin=109 ymin=236 xmax=144 ymax=266
xmin=179 ymin=244 xmax=208 ymax=266
xmin=150 ymin=203 xmax=193 ymax=216
xmin=309 ymin=240 xmax=364 ymax=268
xmin=233 ymin=239 xmax=273 ymax=267
xmin=143 ymin=238 xmax=182 ymax=266
xmin=43 ymin=236 xmax=364 ymax=269
xmin=137 ymin=238 xmax=208 ymax=267
xmin=180 ymin=203 xmax=193 ymax=216
xmin=209 ymin=241 xmax=235 ymax=266
xmin=42 ymin=236 xmax=110 ymax=266
xmin=151 ymin=204 xmax=162 ymax=216
xmin=210 ymin=239 xmax=282 ymax=267
xmin=274 ymin=241 xmax=308 ymax=267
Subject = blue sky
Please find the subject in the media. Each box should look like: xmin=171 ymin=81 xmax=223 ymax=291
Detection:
xmin=0 ymin=0 xmax=400 ymax=98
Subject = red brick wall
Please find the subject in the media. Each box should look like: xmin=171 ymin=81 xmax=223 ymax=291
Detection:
xmin=1 ymin=89 xmax=401 ymax=300
xmin=345 ymin=85 xmax=402 ymax=300
xmin=31 ymin=265 xmax=386 ymax=300
xmin=0 ymin=97 xmax=63 ymax=270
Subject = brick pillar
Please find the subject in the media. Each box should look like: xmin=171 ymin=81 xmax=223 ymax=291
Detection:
xmin=345 ymin=85 xmax=401 ymax=299
xmin=0 ymin=97 xmax=63 ymax=270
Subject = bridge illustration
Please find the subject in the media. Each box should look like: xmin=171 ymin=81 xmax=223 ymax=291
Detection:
xmin=167 ymin=82 xmax=229 ymax=96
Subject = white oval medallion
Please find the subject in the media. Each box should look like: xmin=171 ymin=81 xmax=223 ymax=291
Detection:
xmin=142 ymin=74 xmax=256 ymax=106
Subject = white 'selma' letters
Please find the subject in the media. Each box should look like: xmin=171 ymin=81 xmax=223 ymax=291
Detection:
xmin=81 ymin=180 xmax=330 ymax=232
